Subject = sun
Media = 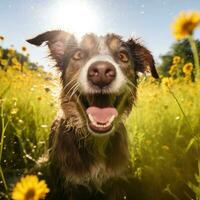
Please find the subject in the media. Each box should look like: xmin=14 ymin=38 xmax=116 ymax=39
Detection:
xmin=50 ymin=0 xmax=100 ymax=37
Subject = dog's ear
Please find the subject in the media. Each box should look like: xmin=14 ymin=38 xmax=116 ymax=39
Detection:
xmin=27 ymin=30 xmax=77 ymax=69
xmin=127 ymin=38 xmax=159 ymax=78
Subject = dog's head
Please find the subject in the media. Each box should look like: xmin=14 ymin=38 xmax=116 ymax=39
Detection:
xmin=27 ymin=30 xmax=158 ymax=137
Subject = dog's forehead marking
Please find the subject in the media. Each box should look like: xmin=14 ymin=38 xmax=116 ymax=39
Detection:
xmin=98 ymin=37 xmax=110 ymax=55
xmin=80 ymin=34 xmax=122 ymax=55
xmin=81 ymin=34 xmax=98 ymax=50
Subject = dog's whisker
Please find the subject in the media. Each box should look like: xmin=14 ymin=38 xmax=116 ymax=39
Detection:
xmin=69 ymin=84 xmax=80 ymax=100
xmin=63 ymin=73 xmax=79 ymax=91
xmin=76 ymin=91 xmax=82 ymax=103
xmin=65 ymin=82 xmax=79 ymax=98
xmin=126 ymin=78 xmax=137 ymax=90
xmin=126 ymin=85 xmax=134 ymax=97
xmin=63 ymin=79 xmax=76 ymax=91
xmin=28 ymin=29 xmax=159 ymax=198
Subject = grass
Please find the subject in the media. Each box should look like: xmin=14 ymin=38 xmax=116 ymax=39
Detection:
xmin=0 ymin=68 xmax=57 ymax=198
xmin=126 ymin=78 xmax=200 ymax=199
xmin=0 ymin=67 xmax=200 ymax=199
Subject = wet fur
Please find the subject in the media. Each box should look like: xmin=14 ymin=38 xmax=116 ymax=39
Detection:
xmin=27 ymin=30 xmax=158 ymax=200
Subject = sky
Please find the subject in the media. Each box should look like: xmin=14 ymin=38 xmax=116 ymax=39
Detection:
xmin=0 ymin=0 xmax=200 ymax=69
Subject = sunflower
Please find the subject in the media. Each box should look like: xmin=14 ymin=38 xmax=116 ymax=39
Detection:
xmin=172 ymin=56 xmax=181 ymax=64
xmin=169 ymin=65 xmax=178 ymax=75
xmin=183 ymin=63 xmax=193 ymax=74
xmin=22 ymin=46 xmax=27 ymax=52
xmin=12 ymin=57 xmax=19 ymax=65
xmin=0 ymin=59 xmax=8 ymax=66
xmin=8 ymin=48 xmax=15 ymax=56
xmin=12 ymin=175 xmax=49 ymax=200
xmin=0 ymin=35 xmax=4 ymax=40
xmin=161 ymin=77 xmax=173 ymax=90
xmin=171 ymin=11 xmax=200 ymax=40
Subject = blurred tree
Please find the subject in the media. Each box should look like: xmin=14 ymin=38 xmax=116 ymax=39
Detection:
xmin=158 ymin=39 xmax=200 ymax=76
xmin=0 ymin=46 xmax=43 ymax=71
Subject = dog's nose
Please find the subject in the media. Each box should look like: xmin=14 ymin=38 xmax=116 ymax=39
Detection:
xmin=87 ymin=61 xmax=116 ymax=88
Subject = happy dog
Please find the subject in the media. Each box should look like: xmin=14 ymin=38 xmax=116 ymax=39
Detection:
xmin=27 ymin=30 xmax=158 ymax=200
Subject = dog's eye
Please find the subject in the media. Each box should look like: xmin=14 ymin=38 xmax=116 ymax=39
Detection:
xmin=118 ymin=51 xmax=129 ymax=63
xmin=73 ymin=50 xmax=85 ymax=60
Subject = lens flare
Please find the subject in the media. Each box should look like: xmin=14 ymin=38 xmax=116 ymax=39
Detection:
xmin=50 ymin=0 xmax=100 ymax=37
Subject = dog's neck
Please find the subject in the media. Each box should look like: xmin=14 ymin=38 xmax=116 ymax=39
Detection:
xmin=49 ymin=117 xmax=129 ymax=187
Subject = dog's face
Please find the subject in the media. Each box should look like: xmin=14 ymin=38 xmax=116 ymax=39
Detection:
xmin=27 ymin=30 xmax=158 ymax=136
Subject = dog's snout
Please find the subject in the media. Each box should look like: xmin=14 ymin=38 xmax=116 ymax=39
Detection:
xmin=87 ymin=61 xmax=116 ymax=88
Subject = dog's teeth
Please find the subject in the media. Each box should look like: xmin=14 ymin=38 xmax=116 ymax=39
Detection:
xmin=88 ymin=114 xmax=95 ymax=124
xmin=88 ymin=114 xmax=116 ymax=128
xmin=108 ymin=115 xmax=115 ymax=124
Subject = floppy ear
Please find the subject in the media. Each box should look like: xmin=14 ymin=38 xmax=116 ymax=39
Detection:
xmin=26 ymin=30 xmax=77 ymax=69
xmin=127 ymin=38 xmax=159 ymax=78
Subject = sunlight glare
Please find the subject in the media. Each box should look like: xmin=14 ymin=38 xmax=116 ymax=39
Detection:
xmin=50 ymin=0 xmax=100 ymax=37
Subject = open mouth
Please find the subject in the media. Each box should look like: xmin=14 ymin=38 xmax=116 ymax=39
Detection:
xmin=86 ymin=106 xmax=118 ymax=134
xmin=79 ymin=94 xmax=121 ymax=135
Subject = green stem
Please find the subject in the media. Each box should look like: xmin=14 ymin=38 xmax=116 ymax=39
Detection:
xmin=0 ymin=104 xmax=9 ymax=162
xmin=164 ymin=184 xmax=181 ymax=200
xmin=0 ymin=166 xmax=8 ymax=192
xmin=0 ymin=104 xmax=5 ymax=163
xmin=188 ymin=35 xmax=200 ymax=79
xmin=168 ymin=89 xmax=194 ymax=135
xmin=0 ymin=103 xmax=8 ymax=192
xmin=198 ymin=160 xmax=200 ymax=188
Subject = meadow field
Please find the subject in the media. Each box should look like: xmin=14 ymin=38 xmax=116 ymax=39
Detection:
xmin=0 ymin=57 xmax=200 ymax=199
xmin=0 ymin=10 xmax=200 ymax=200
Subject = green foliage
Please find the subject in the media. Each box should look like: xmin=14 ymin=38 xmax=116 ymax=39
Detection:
xmin=159 ymin=39 xmax=200 ymax=76
xmin=0 ymin=46 xmax=42 ymax=71
xmin=126 ymin=79 xmax=200 ymax=199
xmin=0 ymin=41 xmax=200 ymax=199
xmin=0 ymin=68 xmax=57 ymax=198
xmin=188 ymin=174 xmax=200 ymax=199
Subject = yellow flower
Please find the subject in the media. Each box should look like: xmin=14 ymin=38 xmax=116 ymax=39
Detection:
xmin=0 ymin=59 xmax=8 ymax=66
xmin=18 ymin=119 xmax=24 ymax=124
xmin=162 ymin=145 xmax=170 ymax=151
xmin=172 ymin=56 xmax=181 ymax=64
xmin=10 ymin=108 xmax=18 ymax=115
xmin=169 ymin=65 xmax=178 ymax=75
xmin=171 ymin=11 xmax=200 ymax=40
xmin=183 ymin=63 xmax=193 ymax=74
xmin=37 ymin=96 xmax=42 ymax=101
xmin=12 ymin=175 xmax=49 ymax=200
xmin=184 ymin=76 xmax=191 ymax=81
xmin=22 ymin=46 xmax=27 ymax=52
xmin=13 ymin=64 xmax=21 ymax=71
xmin=0 ymin=98 xmax=5 ymax=106
xmin=41 ymin=124 xmax=48 ymax=128
xmin=12 ymin=57 xmax=19 ymax=65
xmin=8 ymin=48 xmax=15 ymax=56
xmin=161 ymin=77 xmax=173 ymax=90
xmin=0 ymin=35 xmax=4 ymax=40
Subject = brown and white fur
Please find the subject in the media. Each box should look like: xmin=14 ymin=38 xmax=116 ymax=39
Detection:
xmin=27 ymin=30 xmax=159 ymax=200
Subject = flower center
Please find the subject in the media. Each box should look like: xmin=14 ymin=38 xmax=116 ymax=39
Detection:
xmin=25 ymin=188 xmax=35 ymax=200
xmin=182 ymin=22 xmax=195 ymax=35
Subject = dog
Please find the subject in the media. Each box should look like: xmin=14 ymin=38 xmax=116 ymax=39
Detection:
xmin=27 ymin=30 xmax=159 ymax=200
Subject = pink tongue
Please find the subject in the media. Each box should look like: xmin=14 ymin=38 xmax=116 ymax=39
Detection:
xmin=86 ymin=106 xmax=118 ymax=124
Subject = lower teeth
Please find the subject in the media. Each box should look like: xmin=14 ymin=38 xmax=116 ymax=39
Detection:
xmin=88 ymin=114 xmax=115 ymax=128
xmin=92 ymin=122 xmax=110 ymax=128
